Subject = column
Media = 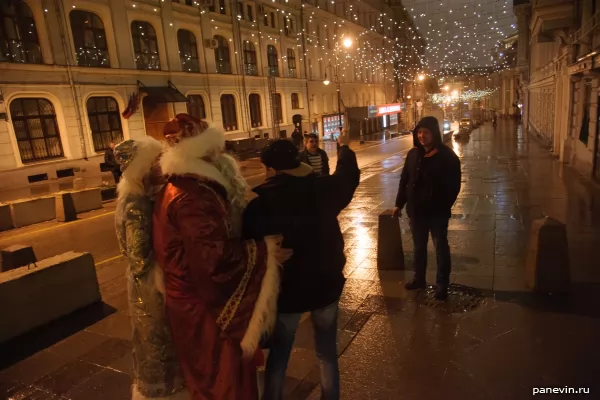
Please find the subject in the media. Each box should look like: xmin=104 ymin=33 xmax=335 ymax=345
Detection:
xmin=160 ymin=2 xmax=182 ymax=72
xmin=514 ymin=4 xmax=531 ymax=68
xmin=109 ymin=0 xmax=135 ymax=69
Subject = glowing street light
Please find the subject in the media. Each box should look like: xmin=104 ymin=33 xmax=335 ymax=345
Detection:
xmin=343 ymin=37 xmax=353 ymax=48
xmin=418 ymin=74 xmax=425 ymax=81
xmin=323 ymin=76 xmax=330 ymax=85
xmin=444 ymin=85 xmax=450 ymax=91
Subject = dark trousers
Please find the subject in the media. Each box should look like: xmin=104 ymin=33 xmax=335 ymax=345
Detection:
xmin=111 ymin=170 xmax=122 ymax=184
xmin=409 ymin=216 xmax=451 ymax=286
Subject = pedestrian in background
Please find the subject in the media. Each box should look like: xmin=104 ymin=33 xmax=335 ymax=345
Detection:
xmin=243 ymin=134 xmax=360 ymax=400
xmin=105 ymin=141 xmax=122 ymax=184
xmin=299 ymin=133 xmax=330 ymax=176
xmin=291 ymin=127 xmax=303 ymax=150
xmin=393 ymin=116 xmax=461 ymax=300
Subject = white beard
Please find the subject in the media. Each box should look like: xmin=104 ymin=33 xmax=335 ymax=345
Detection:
xmin=212 ymin=153 xmax=248 ymax=236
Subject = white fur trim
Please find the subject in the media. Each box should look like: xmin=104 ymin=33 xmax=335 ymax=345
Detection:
xmin=132 ymin=385 xmax=191 ymax=400
xmin=240 ymin=237 xmax=282 ymax=358
xmin=159 ymin=126 xmax=231 ymax=192
xmin=117 ymin=137 xmax=164 ymax=199
xmin=154 ymin=264 xmax=165 ymax=295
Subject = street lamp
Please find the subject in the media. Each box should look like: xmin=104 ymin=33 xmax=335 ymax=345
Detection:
xmin=322 ymin=36 xmax=353 ymax=140
xmin=418 ymin=74 xmax=425 ymax=81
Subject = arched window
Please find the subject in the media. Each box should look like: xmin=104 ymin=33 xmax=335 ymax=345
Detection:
xmin=267 ymin=45 xmax=278 ymax=77
xmin=214 ymin=36 xmax=231 ymax=74
xmin=10 ymin=98 xmax=64 ymax=163
xmin=0 ymin=0 xmax=42 ymax=64
xmin=272 ymin=93 xmax=283 ymax=123
xmin=177 ymin=29 xmax=199 ymax=72
xmin=243 ymin=41 xmax=257 ymax=76
xmin=131 ymin=21 xmax=160 ymax=70
xmin=287 ymin=49 xmax=296 ymax=78
xmin=70 ymin=10 xmax=110 ymax=67
xmin=249 ymin=94 xmax=262 ymax=128
xmin=291 ymin=93 xmax=300 ymax=109
xmin=187 ymin=95 xmax=206 ymax=120
xmin=220 ymin=94 xmax=237 ymax=131
xmin=86 ymin=97 xmax=123 ymax=151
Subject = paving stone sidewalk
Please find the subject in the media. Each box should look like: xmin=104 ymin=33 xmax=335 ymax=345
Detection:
xmin=1 ymin=122 xmax=600 ymax=399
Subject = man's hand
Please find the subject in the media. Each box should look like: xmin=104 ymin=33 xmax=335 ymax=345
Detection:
xmin=265 ymin=235 xmax=293 ymax=266
xmin=392 ymin=207 xmax=402 ymax=219
xmin=337 ymin=133 xmax=350 ymax=147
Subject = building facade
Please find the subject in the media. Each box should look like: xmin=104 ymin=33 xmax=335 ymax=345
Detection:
xmin=510 ymin=0 xmax=600 ymax=182
xmin=0 ymin=0 xmax=423 ymax=199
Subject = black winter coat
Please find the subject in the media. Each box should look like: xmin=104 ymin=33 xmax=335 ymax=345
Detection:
xmin=395 ymin=116 xmax=461 ymax=218
xmin=243 ymin=146 xmax=360 ymax=313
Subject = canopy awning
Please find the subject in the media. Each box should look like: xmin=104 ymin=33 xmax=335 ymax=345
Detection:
xmin=137 ymin=80 xmax=188 ymax=103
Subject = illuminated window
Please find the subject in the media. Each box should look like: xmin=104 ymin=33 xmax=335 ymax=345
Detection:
xmin=70 ymin=10 xmax=110 ymax=67
xmin=177 ymin=29 xmax=199 ymax=72
xmin=87 ymin=97 xmax=124 ymax=152
xmin=0 ymin=0 xmax=42 ymax=64
xmin=10 ymin=98 xmax=64 ymax=163
xmin=131 ymin=21 xmax=160 ymax=70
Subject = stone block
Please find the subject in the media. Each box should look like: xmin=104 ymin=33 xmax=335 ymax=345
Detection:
xmin=0 ymin=251 xmax=101 ymax=343
xmin=56 ymin=188 xmax=103 ymax=222
xmin=525 ymin=217 xmax=570 ymax=293
xmin=9 ymin=197 xmax=56 ymax=228
xmin=377 ymin=210 xmax=405 ymax=270
xmin=0 ymin=203 xmax=14 ymax=231
xmin=1 ymin=245 xmax=37 ymax=272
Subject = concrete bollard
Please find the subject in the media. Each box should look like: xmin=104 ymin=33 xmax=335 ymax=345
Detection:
xmin=525 ymin=217 xmax=570 ymax=293
xmin=0 ymin=204 xmax=14 ymax=232
xmin=10 ymin=197 xmax=56 ymax=228
xmin=56 ymin=188 xmax=103 ymax=222
xmin=1 ymin=245 xmax=37 ymax=272
xmin=0 ymin=251 xmax=101 ymax=343
xmin=377 ymin=210 xmax=405 ymax=270
xmin=55 ymin=192 xmax=78 ymax=222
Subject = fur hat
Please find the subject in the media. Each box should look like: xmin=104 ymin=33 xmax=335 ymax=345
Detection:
xmin=163 ymin=113 xmax=210 ymax=143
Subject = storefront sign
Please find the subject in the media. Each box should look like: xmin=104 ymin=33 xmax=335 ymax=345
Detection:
xmin=376 ymin=103 xmax=402 ymax=116
xmin=389 ymin=113 xmax=398 ymax=126
xmin=322 ymin=114 xmax=344 ymax=140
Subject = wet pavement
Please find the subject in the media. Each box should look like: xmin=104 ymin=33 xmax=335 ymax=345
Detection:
xmin=2 ymin=122 xmax=600 ymax=399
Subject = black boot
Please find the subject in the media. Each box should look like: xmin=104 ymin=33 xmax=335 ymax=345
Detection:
xmin=435 ymin=285 xmax=448 ymax=301
xmin=404 ymin=279 xmax=426 ymax=291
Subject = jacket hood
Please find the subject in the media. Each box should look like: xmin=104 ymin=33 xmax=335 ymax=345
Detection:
xmin=413 ymin=116 xmax=442 ymax=148
xmin=117 ymin=137 xmax=164 ymax=199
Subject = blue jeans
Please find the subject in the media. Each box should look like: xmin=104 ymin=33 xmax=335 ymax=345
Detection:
xmin=409 ymin=216 xmax=451 ymax=286
xmin=263 ymin=301 xmax=340 ymax=400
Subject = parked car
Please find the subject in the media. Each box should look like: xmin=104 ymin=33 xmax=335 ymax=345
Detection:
xmin=460 ymin=118 xmax=472 ymax=131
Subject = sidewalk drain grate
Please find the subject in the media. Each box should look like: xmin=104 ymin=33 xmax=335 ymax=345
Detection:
xmin=421 ymin=284 xmax=485 ymax=313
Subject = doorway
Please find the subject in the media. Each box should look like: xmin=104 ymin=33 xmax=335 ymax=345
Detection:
xmin=143 ymin=97 xmax=171 ymax=141
xmin=292 ymin=114 xmax=303 ymax=132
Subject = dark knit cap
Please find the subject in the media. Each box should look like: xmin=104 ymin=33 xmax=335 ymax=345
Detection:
xmin=260 ymin=139 xmax=300 ymax=170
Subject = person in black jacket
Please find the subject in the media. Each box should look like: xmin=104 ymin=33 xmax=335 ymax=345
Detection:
xmin=392 ymin=116 xmax=461 ymax=300
xmin=243 ymin=134 xmax=359 ymax=400
xmin=298 ymin=133 xmax=330 ymax=176
xmin=104 ymin=142 xmax=122 ymax=184
xmin=291 ymin=127 xmax=303 ymax=149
